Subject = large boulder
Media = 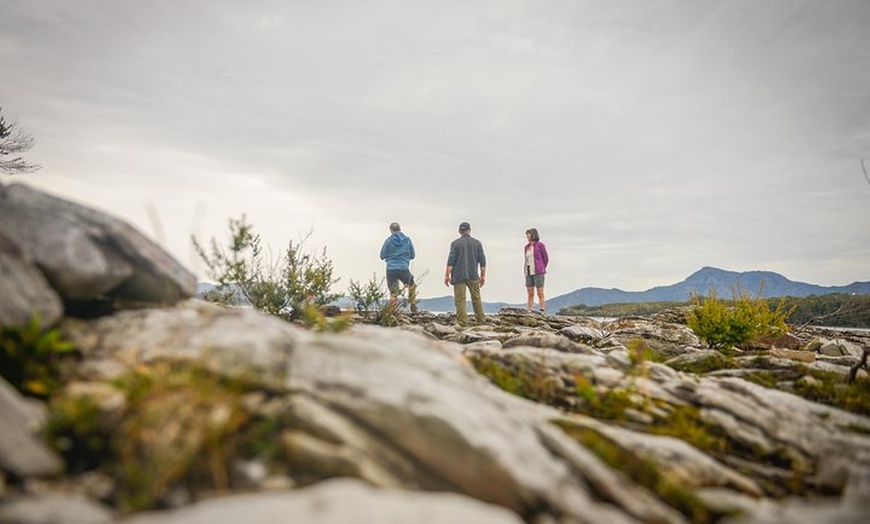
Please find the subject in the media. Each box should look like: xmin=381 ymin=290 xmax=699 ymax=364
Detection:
xmin=0 ymin=183 xmax=196 ymax=326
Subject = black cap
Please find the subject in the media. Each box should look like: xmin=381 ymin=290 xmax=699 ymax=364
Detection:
xmin=459 ymin=222 xmax=471 ymax=231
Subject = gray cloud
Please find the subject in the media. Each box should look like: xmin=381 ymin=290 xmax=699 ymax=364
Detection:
xmin=2 ymin=0 xmax=868 ymax=302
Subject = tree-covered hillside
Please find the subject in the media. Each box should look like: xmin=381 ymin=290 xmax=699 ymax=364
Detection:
xmin=558 ymin=293 xmax=870 ymax=329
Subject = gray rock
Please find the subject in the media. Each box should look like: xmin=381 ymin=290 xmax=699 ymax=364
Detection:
xmin=0 ymin=231 xmax=63 ymax=327
xmin=122 ymin=478 xmax=526 ymax=524
xmin=502 ymin=333 xmax=590 ymax=353
xmin=819 ymin=339 xmax=865 ymax=359
xmin=463 ymin=339 xmax=503 ymax=351
xmin=566 ymin=418 xmax=763 ymax=496
xmin=559 ymin=325 xmax=606 ymax=344
xmin=0 ymin=494 xmax=114 ymax=524
xmin=0 ymin=183 xmax=195 ymax=306
xmin=605 ymin=317 xmax=700 ymax=347
xmin=605 ymin=349 xmax=633 ymax=371
xmin=0 ymin=378 xmax=63 ymax=478
xmin=286 ymin=325 xmax=672 ymax=523
xmin=721 ymin=498 xmax=870 ymax=524
xmin=58 ymin=300 xmax=301 ymax=389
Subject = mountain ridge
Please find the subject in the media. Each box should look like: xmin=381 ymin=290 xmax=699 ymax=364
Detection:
xmin=197 ymin=266 xmax=870 ymax=314
xmin=416 ymin=266 xmax=870 ymax=313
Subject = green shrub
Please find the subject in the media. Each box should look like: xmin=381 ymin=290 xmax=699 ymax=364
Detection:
xmin=687 ymin=288 xmax=791 ymax=349
xmin=0 ymin=315 xmax=77 ymax=398
xmin=192 ymin=216 xmax=341 ymax=321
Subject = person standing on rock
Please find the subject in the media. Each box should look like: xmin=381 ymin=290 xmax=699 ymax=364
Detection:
xmin=524 ymin=227 xmax=549 ymax=314
xmin=380 ymin=222 xmax=418 ymax=313
xmin=444 ymin=222 xmax=487 ymax=326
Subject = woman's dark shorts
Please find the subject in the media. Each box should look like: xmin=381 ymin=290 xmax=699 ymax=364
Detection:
xmin=525 ymin=274 xmax=545 ymax=288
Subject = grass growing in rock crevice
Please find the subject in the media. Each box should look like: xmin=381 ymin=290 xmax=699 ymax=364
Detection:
xmin=555 ymin=422 xmax=729 ymax=524
xmin=45 ymin=362 xmax=291 ymax=513
xmin=468 ymin=354 xmax=563 ymax=408
xmin=666 ymin=352 xmax=870 ymax=416
xmin=469 ymin=341 xmax=658 ymax=422
xmin=471 ymin=352 xmax=825 ymax=496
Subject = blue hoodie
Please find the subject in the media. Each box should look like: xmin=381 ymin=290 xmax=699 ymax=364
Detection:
xmin=380 ymin=232 xmax=415 ymax=270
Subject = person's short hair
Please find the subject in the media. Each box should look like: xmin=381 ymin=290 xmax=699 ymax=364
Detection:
xmin=458 ymin=222 xmax=471 ymax=231
xmin=526 ymin=228 xmax=540 ymax=241
xmin=390 ymin=222 xmax=401 ymax=232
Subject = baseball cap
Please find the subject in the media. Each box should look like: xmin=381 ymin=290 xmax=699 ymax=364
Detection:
xmin=459 ymin=222 xmax=471 ymax=231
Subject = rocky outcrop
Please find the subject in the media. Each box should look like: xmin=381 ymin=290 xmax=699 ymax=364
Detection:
xmin=1 ymin=299 xmax=867 ymax=523
xmin=1 ymin=189 xmax=869 ymax=524
xmin=0 ymin=183 xmax=196 ymax=327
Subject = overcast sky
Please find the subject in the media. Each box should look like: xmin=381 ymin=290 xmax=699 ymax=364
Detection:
xmin=2 ymin=0 xmax=869 ymax=303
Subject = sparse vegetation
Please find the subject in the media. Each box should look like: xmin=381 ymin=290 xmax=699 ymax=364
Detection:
xmin=665 ymin=353 xmax=870 ymax=416
xmin=0 ymin=107 xmax=41 ymax=174
xmin=346 ymin=273 xmax=401 ymax=326
xmin=45 ymin=361 xmax=291 ymax=513
xmin=556 ymin=423 xmax=725 ymax=523
xmin=192 ymin=216 xmax=341 ymax=322
xmin=469 ymin=354 xmax=562 ymax=407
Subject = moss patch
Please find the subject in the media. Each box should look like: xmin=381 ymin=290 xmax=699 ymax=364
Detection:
xmin=469 ymin=354 xmax=563 ymax=407
xmin=556 ymin=422 xmax=726 ymax=523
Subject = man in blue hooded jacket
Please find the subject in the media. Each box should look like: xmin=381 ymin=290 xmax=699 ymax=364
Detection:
xmin=379 ymin=222 xmax=418 ymax=313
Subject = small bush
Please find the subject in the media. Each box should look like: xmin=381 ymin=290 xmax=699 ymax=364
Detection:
xmin=347 ymin=274 xmax=404 ymax=326
xmin=193 ymin=216 xmax=341 ymax=321
xmin=347 ymin=274 xmax=387 ymax=313
xmin=687 ymin=288 xmax=791 ymax=349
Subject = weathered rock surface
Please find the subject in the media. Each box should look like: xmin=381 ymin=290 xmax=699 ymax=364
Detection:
xmin=0 ymin=231 xmax=65 ymax=327
xmin=2 ymin=299 xmax=867 ymax=523
xmin=0 ymin=378 xmax=63 ymax=478
xmin=122 ymin=478 xmax=525 ymax=524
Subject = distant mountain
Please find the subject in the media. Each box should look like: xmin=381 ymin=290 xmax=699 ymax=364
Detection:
xmin=547 ymin=266 xmax=870 ymax=311
xmin=198 ymin=267 xmax=870 ymax=314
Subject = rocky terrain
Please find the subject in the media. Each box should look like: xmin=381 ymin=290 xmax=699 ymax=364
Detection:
xmin=1 ymin=181 xmax=869 ymax=524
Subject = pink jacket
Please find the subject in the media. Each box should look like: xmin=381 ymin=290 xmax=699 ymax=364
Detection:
xmin=524 ymin=241 xmax=549 ymax=275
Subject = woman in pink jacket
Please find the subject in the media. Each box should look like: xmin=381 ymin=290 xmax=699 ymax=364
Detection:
xmin=524 ymin=228 xmax=549 ymax=313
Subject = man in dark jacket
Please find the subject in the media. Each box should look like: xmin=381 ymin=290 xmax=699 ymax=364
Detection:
xmin=379 ymin=222 xmax=418 ymax=313
xmin=444 ymin=222 xmax=486 ymax=326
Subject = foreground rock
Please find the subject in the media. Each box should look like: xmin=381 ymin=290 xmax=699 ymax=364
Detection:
xmin=123 ymin=478 xmax=526 ymax=524
xmin=1 ymin=299 xmax=867 ymax=523
xmin=0 ymin=182 xmax=196 ymax=327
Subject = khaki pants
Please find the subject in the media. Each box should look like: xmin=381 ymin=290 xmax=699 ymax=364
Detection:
xmin=453 ymin=279 xmax=485 ymax=326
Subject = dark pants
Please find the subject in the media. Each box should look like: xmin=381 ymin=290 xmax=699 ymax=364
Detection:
xmin=386 ymin=269 xmax=417 ymax=312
